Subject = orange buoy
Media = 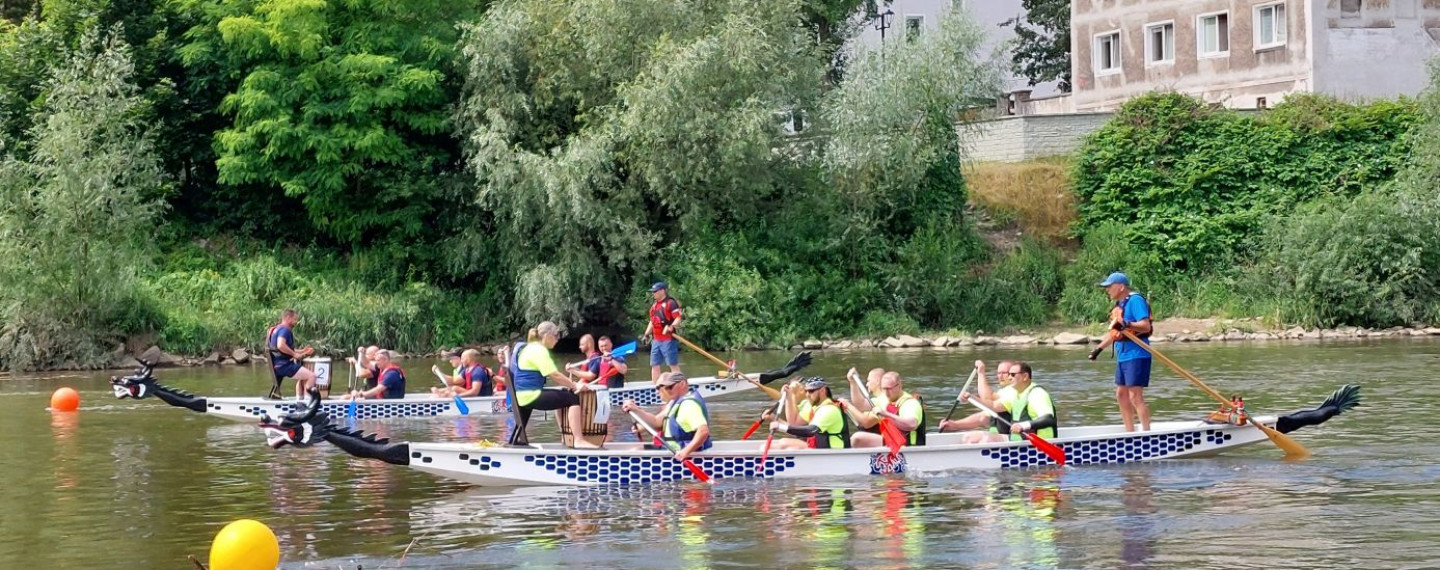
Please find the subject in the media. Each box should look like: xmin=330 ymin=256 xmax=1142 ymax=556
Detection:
xmin=50 ymin=387 xmax=80 ymax=412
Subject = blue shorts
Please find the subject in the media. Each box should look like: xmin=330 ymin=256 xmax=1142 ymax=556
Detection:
xmin=274 ymin=360 xmax=303 ymax=379
xmin=1115 ymin=358 xmax=1151 ymax=388
xmin=650 ymin=339 xmax=679 ymax=366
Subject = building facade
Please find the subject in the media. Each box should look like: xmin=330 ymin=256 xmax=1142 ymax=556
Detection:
xmin=853 ymin=0 xmax=1063 ymax=98
xmin=1071 ymin=0 xmax=1440 ymax=112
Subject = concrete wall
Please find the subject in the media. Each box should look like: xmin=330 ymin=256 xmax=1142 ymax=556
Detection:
xmin=1312 ymin=0 xmax=1440 ymax=100
xmin=962 ymin=113 xmax=1114 ymax=163
xmin=1072 ymin=0 xmax=1313 ymax=112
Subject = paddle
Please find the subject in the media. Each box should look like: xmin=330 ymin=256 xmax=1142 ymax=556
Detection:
xmin=346 ymin=347 xmax=361 ymax=422
xmin=757 ymin=388 xmax=787 ymax=473
xmin=673 ymin=334 xmax=781 ymax=400
xmin=431 ymin=364 xmax=471 ymax=416
xmin=966 ymin=397 xmax=1067 ymax=466
xmin=942 ymin=366 xmax=980 ymax=423
xmin=741 ymin=402 xmax=780 ymax=440
xmin=629 ymin=410 xmax=712 ymax=483
xmin=1120 ymin=330 xmax=1310 ymax=459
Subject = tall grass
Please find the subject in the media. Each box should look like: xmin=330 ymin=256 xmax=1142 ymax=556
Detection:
xmin=965 ymin=158 xmax=1077 ymax=243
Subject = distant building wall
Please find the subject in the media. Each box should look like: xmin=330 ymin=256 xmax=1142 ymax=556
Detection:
xmin=962 ymin=113 xmax=1113 ymax=163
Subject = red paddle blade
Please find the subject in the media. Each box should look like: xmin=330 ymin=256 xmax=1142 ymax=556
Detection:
xmin=741 ymin=418 xmax=763 ymax=440
xmin=683 ymin=459 xmax=712 ymax=483
xmin=1024 ymin=432 xmax=1066 ymax=466
xmin=757 ymin=434 xmax=776 ymax=474
xmin=879 ymin=419 xmax=904 ymax=458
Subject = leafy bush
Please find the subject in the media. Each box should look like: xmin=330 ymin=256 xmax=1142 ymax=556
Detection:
xmin=1258 ymin=185 xmax=1440 ymax=328
xmin=1057 ymin=222 xmax=1165 ymax=324
xmin=1074 ymin=92 xmax=1419 ymax=271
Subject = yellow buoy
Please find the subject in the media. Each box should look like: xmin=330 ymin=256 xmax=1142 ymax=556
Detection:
xmin=50 ymin=387 xmax=80 ymax=412
xmin=209 ymin=519 xmax=280 ymax=570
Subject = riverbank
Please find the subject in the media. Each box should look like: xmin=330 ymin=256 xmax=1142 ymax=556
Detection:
xmin=94 ymin=318 xmax=1440 ymax=373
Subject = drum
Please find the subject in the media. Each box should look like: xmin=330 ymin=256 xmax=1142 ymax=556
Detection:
xmin=304 ymin=357 xmax=332 ymax=398
xmin=560 ymin=388 xmax=609 ymax=447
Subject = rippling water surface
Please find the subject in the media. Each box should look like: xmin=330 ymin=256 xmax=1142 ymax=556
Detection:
xmin=1 ymin=339 xmax=1434 ymax=569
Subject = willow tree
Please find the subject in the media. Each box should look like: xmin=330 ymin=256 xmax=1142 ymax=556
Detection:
xmin=0 ymin=32 xmax=166 ymax=370
xmin=455 ymin=0 xmax=828 ymax=327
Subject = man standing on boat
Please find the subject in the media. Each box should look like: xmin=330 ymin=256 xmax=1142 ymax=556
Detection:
xmin=1101 ymin=272 xmax=1153 ymax=432
xmin=957 ymin=362 xmax=1057 ymax=444
xmin=507 ymin=321 xmax=596 ymax=448
xmin=939 ymin=360 xmax=1016 ymax=433
xmin=267 ymin=308 xmax=317 ymax=400
xmin=847 ymin=372 xmax=925 ymax=448
xmin=343 ymin=349 xmax=406 ymax=400
xmin=641 ymin=281 xmax=683 ymax=384
xmin=767 ymin=377 xmax=849 ymax=450
xmin=623 ymin=372 xmax=711 ymax=461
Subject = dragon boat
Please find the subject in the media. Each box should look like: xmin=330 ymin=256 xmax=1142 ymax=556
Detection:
xmin=110 ymin=353 xmax=811 ymax=422
xmin=259 ymin=384 xmax=1361 ymax=487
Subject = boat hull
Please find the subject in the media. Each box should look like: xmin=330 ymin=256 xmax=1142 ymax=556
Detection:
xmin=200 ymin=375 xmax=760 ymax=422
xmin=400 ymin=417 xmax=1276 ymax=487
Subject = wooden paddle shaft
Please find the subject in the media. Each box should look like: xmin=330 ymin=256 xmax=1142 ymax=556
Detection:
xmin=672 ymin=334 xmax=780 ymax=400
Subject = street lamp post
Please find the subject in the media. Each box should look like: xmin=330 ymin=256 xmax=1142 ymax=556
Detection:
xmin=874 ymin=8 xmax=894 ymax=43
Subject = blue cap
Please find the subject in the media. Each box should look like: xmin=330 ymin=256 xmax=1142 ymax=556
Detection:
xmin=1098 ymin=272 xmax=1130 ymax=287
xmin=649 ymin=281 xmax=668 ymax=292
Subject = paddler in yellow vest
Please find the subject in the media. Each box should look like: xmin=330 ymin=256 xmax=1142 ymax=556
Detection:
xmin=958 ymin=361 xmax=1057 ymax=444
xmin=767 ymin=377 xmax=850 ymax=450
xmin=939 ymin=360 xmax=1016 ymax=433
xmin=847 ymin=371 xmax=926 ymax=447
xmin=506 ymin=321 xmax=597 ymax=449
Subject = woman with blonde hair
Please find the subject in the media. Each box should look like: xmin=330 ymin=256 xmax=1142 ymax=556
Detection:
xmin=506 ymin=322 xmax=596 ymax=448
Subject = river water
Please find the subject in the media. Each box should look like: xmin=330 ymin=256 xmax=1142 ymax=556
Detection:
xmin=2 ymin=339 xmax=1434 ymax=569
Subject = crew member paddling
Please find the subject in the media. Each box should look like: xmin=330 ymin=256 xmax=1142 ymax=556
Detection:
xmin=267 ymin=308 xmax=317 ymax=400
xmin=348 ymin=346 xmax=382 ymax=391
xmin=957 ymin=362 xmax=1057 ymax=444
xmin=939 ymin=360 xmax=1016 ymax=433
xmin=507 ymin=322 xmax=596 ymax=448
xmin=623 ymin=372 xmax=711 ymax=462
xmin=768 ymin=378 xmax=850 ymax=450
xmin=433 ymin=349 xmax=494 ymax=398
xmin=847 ymin=372 xmax=926 ymax=448
xmin=343 ymin=350 xmax=406 ymax=400
xmin=572 ymin=336 xmax=628 ymax=389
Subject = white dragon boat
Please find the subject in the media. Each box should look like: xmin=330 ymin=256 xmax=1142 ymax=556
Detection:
xmin=110 ymin=353 xmax=810 ymax=422
xmin=259 ymin=384 xmax=1360 ymax=487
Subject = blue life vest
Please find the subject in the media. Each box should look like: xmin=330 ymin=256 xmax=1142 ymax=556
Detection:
xmin=664 ymin=390 xmax=712 ymax=452
xmin=463 ymin=365 xmax=494 ymax=397
xmin=378 ymin=364 xmax=406 ymax=399
xmin=508 ymin=342 xmax=547 ymax=392
xmin=266 ymin=324 xmax=294 ymax=366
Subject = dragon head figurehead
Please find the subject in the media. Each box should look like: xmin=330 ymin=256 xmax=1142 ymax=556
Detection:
xmin=110 ymin=361 xmax=158 ymax=399
xmin=258 ymin=388 xmax=332 ymax=449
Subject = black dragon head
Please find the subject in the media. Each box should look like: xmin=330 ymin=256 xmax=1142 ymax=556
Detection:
xmin=110 ymin=361 xmax=158 ymax=399
xmin=258 ymin=388 xmax=332 ymax=449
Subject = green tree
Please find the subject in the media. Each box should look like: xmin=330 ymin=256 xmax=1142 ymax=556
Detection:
xmin=186 ymin=0 xmax=481 ymax=245
xmin=0 ymin=31 xmax=166 ymax=370
xmin=1005 ymin=0 xmax=1069 ymax=92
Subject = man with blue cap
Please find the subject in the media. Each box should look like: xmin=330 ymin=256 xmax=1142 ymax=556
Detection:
xmin=642 ymin=281 xmax=683 ymax=384
xmin=1099 ymin=272 xmax=1153 ymax=432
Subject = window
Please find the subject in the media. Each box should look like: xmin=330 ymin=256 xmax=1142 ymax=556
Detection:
xmin=1256 ymin=3 xmax=1287 ymax=49
xmin=905 ymin=16 xmax=923 ymax=43
xmin=1094 ymin=31 xmax=1121 ymax=75
xmin=1341 ymin=0 xmax=1362 ymax=17
xmin=1145 ymin=22 xmax=1174 ymax=64
xmin=1198 ymin=12 xmax=1230 ymax=57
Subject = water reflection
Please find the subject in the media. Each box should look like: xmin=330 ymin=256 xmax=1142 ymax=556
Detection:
xmin=50 ymin=412 xmax=80 ymax=491
xmin=1119 ymin=469 xmax=1158 ymax=570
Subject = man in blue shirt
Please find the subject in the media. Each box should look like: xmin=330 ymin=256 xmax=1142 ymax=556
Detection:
xmin=1101 ymin=272 xmax=1153 ymax=432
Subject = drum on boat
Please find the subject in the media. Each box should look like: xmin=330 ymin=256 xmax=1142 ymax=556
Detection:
xmin=559 ymin=388 xmax=609 ymax=448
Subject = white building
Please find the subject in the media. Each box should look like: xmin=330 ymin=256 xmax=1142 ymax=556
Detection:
xmin=851 ymin=0 xmax=1063 ymax=99
xmin=1072 ymin=0 xmax=1440 ymax=112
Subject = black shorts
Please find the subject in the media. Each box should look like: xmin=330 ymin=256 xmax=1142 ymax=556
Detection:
xmin=524 ymin=388 xmax=580 ymax=411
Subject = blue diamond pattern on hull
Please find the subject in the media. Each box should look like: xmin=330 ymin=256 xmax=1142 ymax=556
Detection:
xmin=612 ymin=387 xmax=663 ymax=407
xmin=981 ymin=430 xmax=1218 ymax=468
xmin=219 ymin=400 xmax=454 ymax=420
xmin=523 ymin=454 xmax=796 ymax=484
